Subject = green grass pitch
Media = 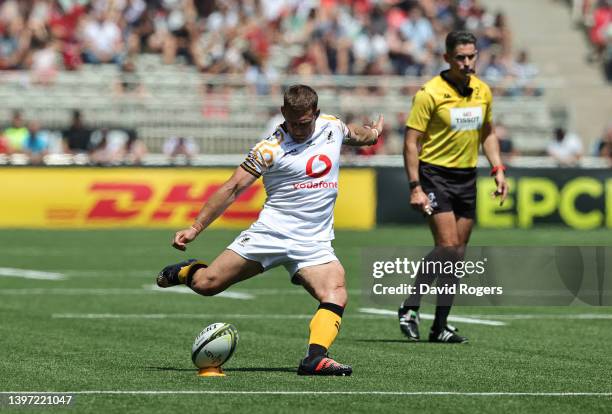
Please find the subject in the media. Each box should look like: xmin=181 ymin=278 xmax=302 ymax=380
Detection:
xmin=0 ymin=227 xmax=611 ymax=413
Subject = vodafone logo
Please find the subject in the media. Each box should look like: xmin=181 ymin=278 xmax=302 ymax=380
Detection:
xmin=306 ymin=154 xmax=332 ymax=178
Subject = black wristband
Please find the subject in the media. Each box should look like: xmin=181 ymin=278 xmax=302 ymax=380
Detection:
xmin=409 ymin=180 xmax=421 ymax=190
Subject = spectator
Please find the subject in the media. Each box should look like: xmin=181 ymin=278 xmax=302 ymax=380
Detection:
xmin=89 ymin=128 xmax=113 ymax=165
xmin=398 ymin=5 xmax=435 ymax=74
xmin=128 ymin=3 xmax=164 ymax=55
xmin=0 ymin=17 xmax=31 ymax=70
xmin=123 ymin=0 xmax=147 ymax=43
xmin=117 ymin=130 xmax=147 ymax=165
xmin=494 ymin=121 xmax=519 ymax=163
xmin=114 ymin=59 xmax=146 ymax=97
xmin=244 ymin=53 xmax=279 ymax=96
xmin=160 ymin=0 xmax=200 ymax=67
xmin=3 ymin=110 xmax=29 ymax=153
xmin=23 ymin=120 xmax=49 ymax=164
xmin=27 ymin=36 xmax=59 ymax=84
xmin=589 ymin=0 xmax=612 ymax=61
xmin=547 ymin=127 xmax=584 ymax=167
xmin=63 ymin=110 xmax=92 ymax=154
xmin=482 ymin=53 xmax=507 ymax=84
xmin=0 ymin=134 xmax=9 ymax=154
xmin=80 ymin=10 xmax=124 ymax=64
xmin=483 ymin=12 xmax=513 ymax=56
xmin=595 ymin=123 xmax=612 ymax=165
xmin=509 ymin=50 xmax=541 ymax=96
xmin=352 ymin=23 xmax=389 ymax=75
xmin=605 ymin=12 xmax=612 ymax=80
xmin=163 ymin=136 xmax=199 ymax=164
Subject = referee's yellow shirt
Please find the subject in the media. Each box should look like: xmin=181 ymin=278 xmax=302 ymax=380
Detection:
xmin=406 ymin=74 xmax=493 ymax=169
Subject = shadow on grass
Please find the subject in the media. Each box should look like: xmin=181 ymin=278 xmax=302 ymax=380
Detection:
xmin=353 ymin=339 xmax=470 ymax=345
xmin=225 ymin=367 xmax=296 ymax=373
xmin=146 ymin=366 xmax=296 ymax=373
xmin=352 ymin=339 xmax=419 ymax=343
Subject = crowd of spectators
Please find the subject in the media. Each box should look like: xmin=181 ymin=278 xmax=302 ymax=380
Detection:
xmin=2 ymin=108 xmax=612 ymax=166
xmin=0 ymin=109 xmax=150 ymax=165
xmin=0 ymin=0 xmax=540 ymax=92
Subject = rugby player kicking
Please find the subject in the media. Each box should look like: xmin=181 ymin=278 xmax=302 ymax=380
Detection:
xmin=398 ymin=31 xmax=508 ymax=343
xmin=156 ymin=85 xmax=383 ymax=376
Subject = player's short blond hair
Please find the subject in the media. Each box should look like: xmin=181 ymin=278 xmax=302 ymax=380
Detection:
xmin=283 ymin=85 xmax=318 ymax=113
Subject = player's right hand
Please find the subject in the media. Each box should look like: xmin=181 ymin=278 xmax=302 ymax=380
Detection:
xmin=172 ymin=228 xmax=199 ymax=251
xmin=410 ymin=187 xmax=432 ymax=215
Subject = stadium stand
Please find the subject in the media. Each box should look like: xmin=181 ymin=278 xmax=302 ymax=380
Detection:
xmin=1 ymin=0 xmax=603 ymax=166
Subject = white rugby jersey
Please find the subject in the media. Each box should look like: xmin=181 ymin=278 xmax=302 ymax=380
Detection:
xmin=240 ymin=114 xmax=350 ymax=241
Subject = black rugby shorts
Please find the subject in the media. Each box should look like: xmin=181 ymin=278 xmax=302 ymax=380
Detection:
xmin=418 ymin=161 xmax=477 ymax=219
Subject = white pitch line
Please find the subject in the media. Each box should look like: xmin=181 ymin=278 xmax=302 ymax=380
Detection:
xmin=463 ymin=314 xmax=612 ymax=320
xmin=0 ymin=286 xmax=254 ymax=300
xmin=50 ymin=313 xmax=388 ymax=320
xmin=51 ymin=313 xmax=314 ymax=320
xmin=144 ymin=284 xmax=255 ymax=300
xmin=0 ymin=267 xmax=65 ymax=280
xmin=1 ymin=391 xmax=611 ymax=397
xmin=0 ymin=288 xmax=152 ymax=295
xmin=359 ymin=308 xmax=506 ymax=326
xmin=63 ymin=270 xmax=154 ymax=278
xmin=0 ymin=286 xmax=353 ymax=297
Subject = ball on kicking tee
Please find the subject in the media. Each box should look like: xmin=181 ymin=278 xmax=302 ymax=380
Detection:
xmin=191 ymin=323 xmax=239 ymax=369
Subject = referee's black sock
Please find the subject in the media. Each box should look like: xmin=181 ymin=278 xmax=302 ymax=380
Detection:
xmin=400 ymin=247 xmax=447 ymax=315
xmin=432 ymin=306 xmax=451 ymax=332
xmin=431 ymin=246 xmax=461 ymax=332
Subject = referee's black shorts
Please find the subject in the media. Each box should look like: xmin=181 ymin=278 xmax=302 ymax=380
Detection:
xmin=419 ymin=161 xmax=477 ymax=219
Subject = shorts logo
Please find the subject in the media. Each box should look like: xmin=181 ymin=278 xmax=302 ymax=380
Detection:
xmin=306 ymin=154 xmax=332 ymax=178
xmin=427 ymin=192 xmax=438 ymax=208
xmin=238 ymin=236 xmax=250 ymax=246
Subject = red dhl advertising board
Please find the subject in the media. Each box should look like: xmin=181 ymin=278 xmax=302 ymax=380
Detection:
xmin=0 ymin=168 xmax=375 ymax=229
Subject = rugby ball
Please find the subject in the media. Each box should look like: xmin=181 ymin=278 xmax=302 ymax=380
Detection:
xmin=191 ymin=323 xmax=238 ymax=368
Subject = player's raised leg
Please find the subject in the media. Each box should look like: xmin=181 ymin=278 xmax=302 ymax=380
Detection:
xmin=157 ymin=249 xmax=263 ymax=296
xmin=293 ymin=261 xmax=352 ymax=376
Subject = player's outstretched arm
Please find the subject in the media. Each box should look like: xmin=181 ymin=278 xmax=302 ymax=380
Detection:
xmin=481 ymin=122 xmax=509 ymax=206
xmin=172 ymin=166 xmax=258 ymax=251
xmin=344 ymin=114 xmax=384 ymax=146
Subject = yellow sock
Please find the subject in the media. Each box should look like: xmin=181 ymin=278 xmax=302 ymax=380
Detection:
xmin=178 ymin=260 xmax=207 ymax=284
xmin=308 ymin=306 xmax=343 ymax=349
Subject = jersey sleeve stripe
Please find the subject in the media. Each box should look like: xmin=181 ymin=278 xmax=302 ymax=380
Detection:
xmin=240 ymin=162 xmax=261 ymax=178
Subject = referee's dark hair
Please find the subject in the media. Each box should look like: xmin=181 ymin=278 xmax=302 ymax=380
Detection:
xmin=445 ymin=30 xmax=477 ymax=54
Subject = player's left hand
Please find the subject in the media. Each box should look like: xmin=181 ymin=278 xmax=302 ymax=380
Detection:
xmin=172 ymin=227 xmax=199 ymax=251
xmin=492 ymin=171 xmax=508 ymax=206
xmin=371 ymin=114 xmax=384 ymax=136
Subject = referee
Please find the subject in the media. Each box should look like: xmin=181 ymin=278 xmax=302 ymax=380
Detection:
xmin=398 ymin=31 xmax=508 ymax=343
